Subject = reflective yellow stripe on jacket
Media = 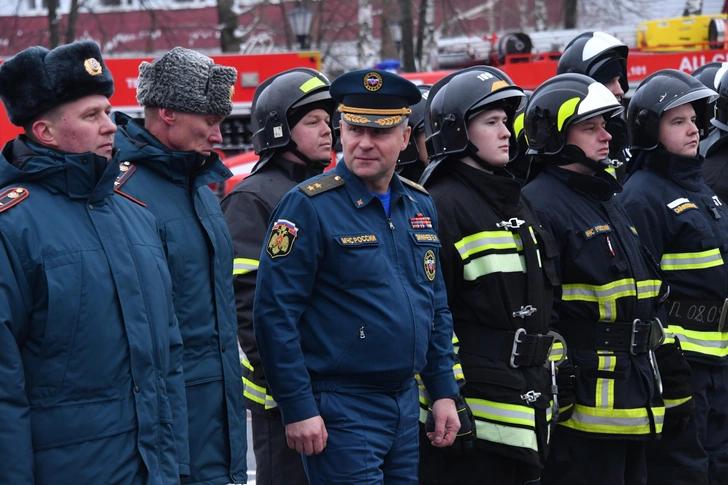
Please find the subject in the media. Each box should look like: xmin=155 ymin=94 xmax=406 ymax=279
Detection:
xmin=233 ymin=258 xmax=259 ymax=275
xmin=561 ymin=404 xmax=664 ymax=435
xmin=561 ymin=278 xmax=661 ymax=322
xmin=455 ymin=228 xmax=540 ymax=281
xmin=241 ymin=356 xmax=277 ymax=410
xmin=663 ymin=325 xmax=728 ymax=358
xmin=660 ymin=249 xmax=723 ymax=271
xmin=467 ymin=397 xmax=551 ymax=452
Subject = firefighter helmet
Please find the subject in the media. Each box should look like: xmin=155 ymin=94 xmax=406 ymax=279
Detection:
xmin=692 ymin=62 xmax=728 ymax=90
xmin=628 ymin=69 xmax=717 ymax=151
xmin=525 ymin=73 xmax=623 ymax=156
xmin=251 ymin=68 xmax=336 ymax=173
xmin=508 ymin=90 xmax=534 ymax=182
xmin=424 ymin=66 xmax=525 ymax=162
xmin=711 ymin=65 xmax=728 ymax=131
xmin=398 ymin=84 xmax=432 ymax=167
xmin=557 ymin=31 xmax=629 ymax=93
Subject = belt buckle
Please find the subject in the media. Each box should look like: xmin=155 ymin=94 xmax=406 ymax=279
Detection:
xmin=630 ymin=319 xmax=641 ymax=356
xmin=510 ymin=328 xmax=526 ymax=368
xmin=649 ymin=317 xmax=665 ymax=351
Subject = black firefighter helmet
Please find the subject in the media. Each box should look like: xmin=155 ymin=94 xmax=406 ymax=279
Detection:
xmin=711 ymin=65 xmax=728 ymax=132
xmin=628 ymin=69 xmax=717 ymax=152
xmin=398 ymin=84 xmax=432 ymax=167
xmin=557 ymin=31 xmax=629 ymax=94
xmin=420 ymin=66 xmax=525 ymax=184
xmin=525 ymin=73 xmax=624 ymax=158
xmin=250 ymin=68 xmax=336 ymax=174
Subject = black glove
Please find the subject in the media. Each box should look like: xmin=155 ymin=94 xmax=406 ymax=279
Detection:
xmin=425 ymin=395 xmax=476 ymax=456
xmin=555 ymin=363 xmax=579 ymax=422
xmin=656 ymin=338 xmax=694 ymax=434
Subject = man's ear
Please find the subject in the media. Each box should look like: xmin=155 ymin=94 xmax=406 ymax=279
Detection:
xmin=31 ymin=119 xmax=59 ymax=148
xmin=401 ymin=125 xmax=412 ymax=151
xmin=158 ymin=107 xmax=177 ymax=126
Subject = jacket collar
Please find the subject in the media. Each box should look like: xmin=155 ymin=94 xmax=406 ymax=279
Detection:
xmin=644 ymin=148 xmax=703 ymax=191
xmin=271 ymin=155 xmax=326 ymax=183
xmin=0 ymin=136 xmax=118 ymax=204
xmin=335 ymin=160 xmax=405 ymax=210
xmin=545 ymin=163 xmax=622 ymax=201
xmin=452 ymin=161 xmax=522 ymax=212
xmin=112 ymin=111 xmax=231 ymax=190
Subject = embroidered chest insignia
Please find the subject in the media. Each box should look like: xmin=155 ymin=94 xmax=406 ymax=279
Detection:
xmin=266 ymin=219 xmax=298 ymax=258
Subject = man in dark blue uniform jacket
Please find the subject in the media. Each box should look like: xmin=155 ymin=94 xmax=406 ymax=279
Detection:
xmin=0 ymin=41 xmax=188 ymax=484
xmin=112 ymin=47 xmax=246 ymax=485
xmin=253 ymin=69 xmax=461 ymax=484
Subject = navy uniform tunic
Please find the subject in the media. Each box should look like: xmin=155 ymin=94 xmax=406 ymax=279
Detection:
xmin=253 ymin=160 xmax=458 ymax=426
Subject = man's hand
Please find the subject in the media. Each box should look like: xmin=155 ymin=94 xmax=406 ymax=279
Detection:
xmin=285 ymin=416 xmax=328 ymax=456
xmin=426 ymin=397 xmax=461 ymax=448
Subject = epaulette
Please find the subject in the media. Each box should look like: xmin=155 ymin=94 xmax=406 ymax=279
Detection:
xmin=113 ymin=161 xmax=146 ymax=207
xmin=398 ymin=175 xmax=428 ymax=195
xmin=299 ymin=173 xmax=345 ymax=197
xmin=0 ymin=187 xmax=29 ymax=213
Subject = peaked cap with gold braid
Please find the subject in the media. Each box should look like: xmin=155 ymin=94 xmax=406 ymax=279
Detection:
xmin=330 ymin=69 xmax=422 ymax=128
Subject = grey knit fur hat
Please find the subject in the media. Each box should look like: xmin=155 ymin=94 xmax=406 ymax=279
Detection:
xmin=136 ymin=47 xmax=237 ymax=116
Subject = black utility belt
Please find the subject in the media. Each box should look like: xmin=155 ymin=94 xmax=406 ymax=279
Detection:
xmin=557 ymin=319 xmax=664 ymax=354
xmin=458 ymin=325 xmax=554 ymax=368
xmin=665 ymin=298 xmax=728 ymax=332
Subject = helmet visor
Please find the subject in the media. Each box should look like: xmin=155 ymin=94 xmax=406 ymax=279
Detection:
xmin=663 ymin=86 xmax=718 ymax=112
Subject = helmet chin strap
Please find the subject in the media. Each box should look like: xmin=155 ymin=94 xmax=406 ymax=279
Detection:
xmin=287 ymin=141 xmax=330 ymax=170
xmin=465 ymin=141 xmax=502 ymax=172
xmin=559 ymin=144 xmax=611 ymax=172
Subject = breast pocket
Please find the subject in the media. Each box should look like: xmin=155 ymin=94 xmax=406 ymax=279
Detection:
xmin=409 ymin=231 xmax=441 ymax=285
xmin=333 ymin=234 xmax=389 ymax=289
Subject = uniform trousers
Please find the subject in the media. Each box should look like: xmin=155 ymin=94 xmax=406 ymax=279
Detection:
xmin=303 ymin=384 xmax=419 ymax=485
xmin=541 ymin=431 xmax=647 ymax=485
xmin=646 ymin=362 xmax=728 ymax=485
xmin=251 ymin=411 xmax=309 ymax=485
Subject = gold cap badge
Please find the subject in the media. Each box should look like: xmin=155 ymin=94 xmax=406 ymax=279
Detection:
xmin=84 ymin=58 xmax=103 ymax=76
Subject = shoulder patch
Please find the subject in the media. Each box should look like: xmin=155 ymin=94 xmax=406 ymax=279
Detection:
xmin=114 ymin=161 xmax=136 ymax=189
xmin=266 ymin=219 xmax=298 ymax=258
xmin=113 ymin=161 xmax=146 ymax=207
xmin=398 ymin=175 xmax=428 ymax=195
xmin=0 ymin=187 xmax=29 ymax=213
xmin=299 ymin=173 xmax=345 ymax=197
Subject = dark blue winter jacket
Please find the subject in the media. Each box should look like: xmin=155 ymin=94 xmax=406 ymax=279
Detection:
xmin=0 ymin=137 xmax=188 ymax=484
xmin=113 ymin=113 xmax=246 ymax=485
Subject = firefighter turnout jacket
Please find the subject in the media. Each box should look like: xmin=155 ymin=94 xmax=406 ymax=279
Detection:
xmin=621 ymin=150 xmax=728 ymax=366
xmin=523 ymin=165 xmax=665 ymax=440
xmin=425 ymin=161 xmax=559 ymax=467
xmin=220 ymin=155 xmax=325 ymax=415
